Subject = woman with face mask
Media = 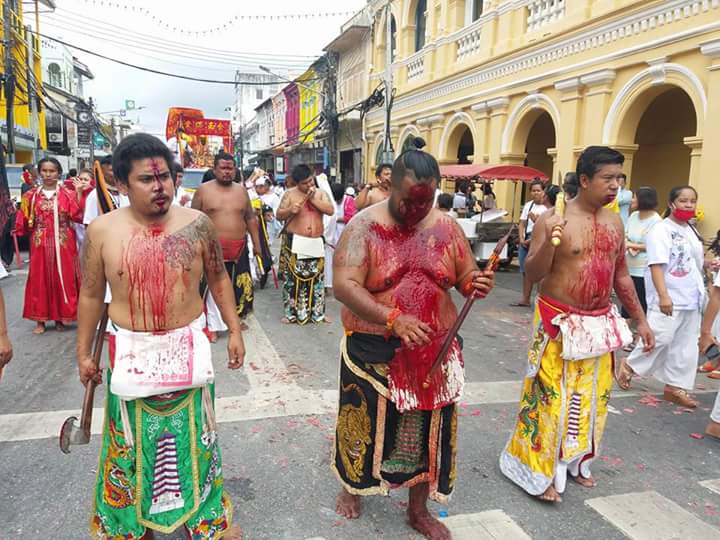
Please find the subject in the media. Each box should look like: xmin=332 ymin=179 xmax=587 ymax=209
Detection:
xmin=617 ymin=186 xmax=705 ymax=408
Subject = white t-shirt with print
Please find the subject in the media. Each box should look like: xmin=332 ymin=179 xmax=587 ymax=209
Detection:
xmin=644 ymin=218 xmax=705 ymax=311
xmin=520 ymin=201 xmax=548 ymax=236
xmin=83 ymin=189 xmax=130 ymax=225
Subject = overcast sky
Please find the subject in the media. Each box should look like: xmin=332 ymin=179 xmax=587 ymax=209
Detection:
xmin=31 ymin=0 xmax=366 ymax=137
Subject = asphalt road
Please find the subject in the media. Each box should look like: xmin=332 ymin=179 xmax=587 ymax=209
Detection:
xmin=1 ymin=264 xmax=720 ymax=540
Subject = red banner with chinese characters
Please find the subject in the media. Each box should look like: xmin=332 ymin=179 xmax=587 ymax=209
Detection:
xmin=166 ymin=107 xmax=233 ymax=168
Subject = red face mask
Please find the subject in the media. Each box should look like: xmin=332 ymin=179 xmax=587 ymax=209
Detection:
xmin=672 ymin=208 xmax=695 ymax=222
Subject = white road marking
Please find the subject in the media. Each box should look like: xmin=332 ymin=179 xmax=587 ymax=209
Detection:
xmin=2 ymin=318 xmax=718 ymax=444
xmin=701 ymin=479 xmax=720 ymax=496
xmin=242 ymin=315 xmax=297 ymax=391
xmin=440 ymin=509 xmax=531 ymax=539
xmin=586 ymin=491 xmax=720 ymax=539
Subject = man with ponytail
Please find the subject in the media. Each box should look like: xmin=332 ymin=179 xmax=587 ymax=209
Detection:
xmin=331 ymin=136 xmax=495 ymax=539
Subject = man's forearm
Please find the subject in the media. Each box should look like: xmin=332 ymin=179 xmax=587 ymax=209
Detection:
xmin=335 ymin=281 xmax=392 ymax=327
xmin=614 ymin=274 xmax=647 ymax=323
xmin=208 ymin=276 xmax=243 ymax=334
xmin=247 ymin=217 xmax=261 ymax=250
xmin=524 ymin=243 xmax=554 ymax=283
xmin=76 ymin=294 xmax=106 ymax=359
xmin=355 ymin=188 xmax=370 ymax=210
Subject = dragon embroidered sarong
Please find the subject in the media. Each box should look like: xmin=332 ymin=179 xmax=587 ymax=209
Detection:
xmin=332 ymin=334 xmax=457 ymax=503
xmin=499 ymin=296 xmax=615 ymax=496
xmin=91 ymin=368 xmax=232 ymax=539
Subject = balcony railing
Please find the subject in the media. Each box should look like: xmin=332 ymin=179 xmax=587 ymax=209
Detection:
xmin=407 ymin=54 xmax=425 ymax=81
xmin=455 ymin=24 xmax=482 ymax=61
xmin=527 ymin=0 xmax=565 ymax=32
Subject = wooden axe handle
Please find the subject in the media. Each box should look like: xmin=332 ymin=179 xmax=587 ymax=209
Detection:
xmin=80 ymin=307 xmax=109 ymax=434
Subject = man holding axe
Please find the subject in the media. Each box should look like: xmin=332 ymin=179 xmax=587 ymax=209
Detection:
xmin=500 ymin=146 xmax=655 ymax=503
xmin=330 ymin=137 xmax=494 ymax=540
xmin=75 ymin=134 xmax=243 ymax=539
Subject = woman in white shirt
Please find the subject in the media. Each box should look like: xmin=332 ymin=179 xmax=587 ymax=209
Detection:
xmin=618 ymin=186 xmax=705 ymax=408
xmin=621 ymin=187 xmax=662 ymax=349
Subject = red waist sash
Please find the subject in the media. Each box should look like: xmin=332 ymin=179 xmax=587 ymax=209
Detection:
xmin=537 ymin=295 xmax=611 ymax=340
xmin=219 ymin=237 xmax=247 ymax=261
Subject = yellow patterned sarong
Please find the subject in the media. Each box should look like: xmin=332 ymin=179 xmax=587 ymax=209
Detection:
xmin=500 ymin=297 xmax=614 ymax=495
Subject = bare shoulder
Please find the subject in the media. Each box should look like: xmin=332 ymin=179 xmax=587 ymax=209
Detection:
xmin=598 ymin=206 xmax=624 ymax=233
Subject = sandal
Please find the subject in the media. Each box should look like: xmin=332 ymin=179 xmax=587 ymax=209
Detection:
xmin=663 ymin=387 xmax=698 ymax=408
xmin=510 ymin=302 xmax=531 ymax=307
xmin=615 ymin=359 xmax=634 ymax=390
xmin=708 ymin=370 xmax=720 ymax=380
xmin=699 ymin=360 xmax=719 ymax=373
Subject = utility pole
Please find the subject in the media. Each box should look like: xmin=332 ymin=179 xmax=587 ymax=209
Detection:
xmin=323 ymin=52 xmax=338 ymax=180
xmin=381 ymin=0 xmax=394 ymax=165
xmin=3 ymin=0 xmax=16 ymax=162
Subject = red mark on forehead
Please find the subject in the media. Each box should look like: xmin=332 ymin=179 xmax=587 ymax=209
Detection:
xmin=150 ymin=158 xmax=162 ymax=182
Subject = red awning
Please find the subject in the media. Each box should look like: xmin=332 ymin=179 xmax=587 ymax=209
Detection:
xmin=439 ymin=164 xmax=549 ymax=183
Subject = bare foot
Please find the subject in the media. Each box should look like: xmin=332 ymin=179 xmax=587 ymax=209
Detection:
xmin=55 ymin=322 xmax=66 ymax=332
xmin=32 ymin=323 xmax=46 ymax=335
xmin=321 ymin=316 xmax=332 ymax=324
xmin=705 ymin=420 xmax=720 ymax=439
xmin=536 ymin=485 xmax=562 ymax=503
xmin=239 ymin=321 xmax=249 ymax=331
xmin=140 ymin=529 xmax=155 ymax=540
xmin=335 ymin=489 xmax=361 ymax=519
xmin=407 ymin=509 xmax=451 ymax=540
xmin=571 ymin=474 xmax=597 ymax=488
xmin=281 ymin=317 xmax=294 ymax=325
xmin=224 ymin=525 xmax=242 ymax=540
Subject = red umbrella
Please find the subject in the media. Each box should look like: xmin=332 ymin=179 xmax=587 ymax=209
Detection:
xmin=439 ymin=164 xmax=549 ymax=183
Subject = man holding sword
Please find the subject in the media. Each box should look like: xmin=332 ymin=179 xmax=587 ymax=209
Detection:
xmin=330 ymin=138 xmax=494 ymax=540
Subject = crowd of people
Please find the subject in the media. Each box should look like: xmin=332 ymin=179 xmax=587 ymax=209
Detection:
xmin=0 ymin=134 xmax=719 ymax=539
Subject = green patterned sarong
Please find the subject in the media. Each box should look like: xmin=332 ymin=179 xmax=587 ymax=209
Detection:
xmin=91 ymin=370 xmax=232 ymax=539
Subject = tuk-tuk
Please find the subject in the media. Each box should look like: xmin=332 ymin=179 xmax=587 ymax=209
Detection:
xmin=439 ymin=164 xmax=549 ymax=268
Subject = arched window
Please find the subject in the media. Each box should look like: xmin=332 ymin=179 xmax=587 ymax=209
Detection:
xmin=48 ymin=63 xmax=62 ymax=88
xmin=414 ymin=0 xmax=427 ymax=52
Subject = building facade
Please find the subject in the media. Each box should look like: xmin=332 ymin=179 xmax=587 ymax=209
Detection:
xmin=0 ymin=0 xmax=49 ymax=164
xmin=325 ymin=9 xmax=372 ymax=186
xmin=362 ymin=0 xmax=720 ymax=235
xmin=41 ymin=38 xmax=94 ymax=171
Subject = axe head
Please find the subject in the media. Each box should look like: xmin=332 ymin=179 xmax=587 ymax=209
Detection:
xmin=59 ymin=415 xmax=90 ymax=454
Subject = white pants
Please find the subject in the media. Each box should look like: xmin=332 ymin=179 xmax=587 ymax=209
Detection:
xmin=627 ymin=308 xmax=700 ymax=390
xmin=205 ymin=290 xmax=228 ymax=332
xmin=325 ymin=244 xmax=334 ymax=289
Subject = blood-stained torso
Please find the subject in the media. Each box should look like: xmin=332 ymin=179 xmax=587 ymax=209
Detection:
xmin=539 ymin=204 xmax=625 ymax=310
xmin=341 ymin=206 xmax=470 ymax=336
xmin=282 ymin=187 xmax=325 ymax=238
xmin=93 ymin=207 xmax=220 ymax=332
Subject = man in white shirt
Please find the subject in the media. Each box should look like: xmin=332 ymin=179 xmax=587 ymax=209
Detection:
xmin=83 ymin=155 xmax=130 ymax=226
xmin=172 ymin=164 xmax=193 ymax=207
xmin=512 ymin=179 xmax=548 ymax=307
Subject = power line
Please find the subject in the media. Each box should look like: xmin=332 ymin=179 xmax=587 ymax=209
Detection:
xmin=41 ymin=18 xmax=315 ymax=71
xmin=37 ymin=32 xmax=311 ymax=86
xmin=52 ymin=6 xmax=322 ymax=60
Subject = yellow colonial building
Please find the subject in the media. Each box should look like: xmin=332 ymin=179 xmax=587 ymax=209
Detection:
xmin=363 ymin=0 xmax=720 ymax=235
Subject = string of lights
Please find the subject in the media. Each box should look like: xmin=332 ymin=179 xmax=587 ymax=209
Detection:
xmin=65 ymin=1 xmax=355 ymax=37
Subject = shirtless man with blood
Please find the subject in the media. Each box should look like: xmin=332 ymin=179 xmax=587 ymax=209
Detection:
xmin=331 ymin=138 xmax=494 ymax=539
xmin=276 ymin=164 xmax=334 ymax=325
xmin=192 ymin=152 xmax=262 ymax=336
xmin=355 ymin=163 xmax=392 ymax=210
xmin=500 ymin=146 xmax=655 ymax=503
xmin=78 ymin=134 xmax=243 ymax=538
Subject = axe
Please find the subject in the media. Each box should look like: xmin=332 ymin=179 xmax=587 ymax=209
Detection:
xmin=59 ymin=308 xmax=109 ymax=454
